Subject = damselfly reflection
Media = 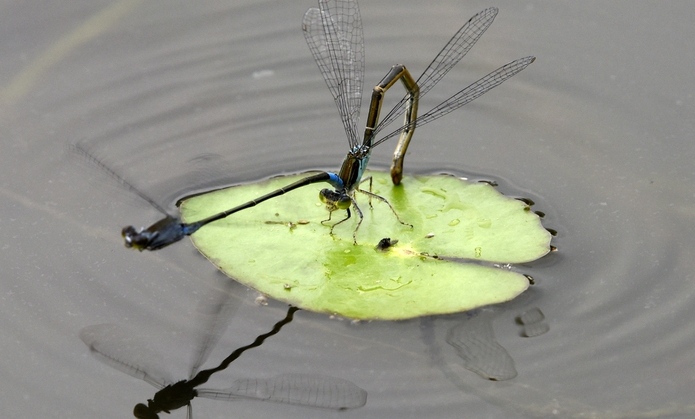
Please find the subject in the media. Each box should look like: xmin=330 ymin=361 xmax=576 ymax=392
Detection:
xmin=80 ymin=306 xmax=367 ymax=418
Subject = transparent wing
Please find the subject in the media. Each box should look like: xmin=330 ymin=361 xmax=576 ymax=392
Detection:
xmin=303 ymin=0 xmax=364 ymax=147
xmin=197 ymin=373 xmax=367 ymax=410
xmin=369 ymin=7 xmax=499 ymax=142
xmin=187 ymin=280 xmax=242 ymax=378
xmin=67 ymin=142 xmax=171 ymax=217
xmin=79 ymin=324 xmax=174 ymax=389
xmin=371 ymin=8 xmax=498 ymax=138
xmin=374 ymin=56 xmax=535 ymax=147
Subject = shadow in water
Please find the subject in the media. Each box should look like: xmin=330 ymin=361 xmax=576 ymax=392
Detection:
xmin=515 ymin=307 xmax=549 ymax=338
xmin=80 ymin=304 xmax=367 ymax=418
xmin=433 ymin=306 xmax=549 ymax=382
xmin=420 ymin=307 xmax=550 ymax=381
xmin=444 ymin=309 xmax=519 ymax=381
xmin=420 ymin=305 xmax=557 ymax=417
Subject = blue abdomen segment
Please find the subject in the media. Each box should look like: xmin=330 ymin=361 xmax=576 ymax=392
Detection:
xmin=327 ymin=172 xmax=345 ymax=189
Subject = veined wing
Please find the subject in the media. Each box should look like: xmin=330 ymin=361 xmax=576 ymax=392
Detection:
xmin=187 ymin=280 xmax=241 ymax=378
xmin=67 ymin=142 xmax=172 ymax=217
xmin=79 ymin=324 xmax=174 ymax=389
xmin=371 ymin=7 xmax=498 ymax=140
xmin=197 ymin=373 xmax=367 ymax=410
xmin=374 ymin=56 xmax=535 ymax=147
xmin=303 ymin=0 xmax=364 ymax=148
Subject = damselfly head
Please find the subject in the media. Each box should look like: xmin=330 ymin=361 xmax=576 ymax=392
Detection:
xmin=319 ymin=189 xmax=351 ymax=211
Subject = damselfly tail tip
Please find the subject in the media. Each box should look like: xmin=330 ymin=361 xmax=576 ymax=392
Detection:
xmin=122 ymin=226 xmax=147 ymax=251
xmin=390 ymin=170 xmax=403 ymax=186
xmin=133 ymin=403 xmax=159 ymax=419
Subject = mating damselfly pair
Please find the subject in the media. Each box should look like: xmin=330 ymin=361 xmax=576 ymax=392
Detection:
xmin=74 ymin=0 xmax=534 ymax=251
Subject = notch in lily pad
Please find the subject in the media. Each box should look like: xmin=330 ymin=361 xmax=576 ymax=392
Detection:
xmin=180 ymin=171 xmax=552 ymax=320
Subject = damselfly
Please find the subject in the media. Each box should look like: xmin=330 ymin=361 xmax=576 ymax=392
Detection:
xmin=80 ymin=306 xmax=367 ymax=419
xmin=75 ymin=1 xmax=533 ymax=251
xmin=298 ymin=0 xmax=535 ymax=243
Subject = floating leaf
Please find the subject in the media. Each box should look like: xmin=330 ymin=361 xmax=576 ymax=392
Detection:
xmin=180 ymin=171 xmax=551 ymax=320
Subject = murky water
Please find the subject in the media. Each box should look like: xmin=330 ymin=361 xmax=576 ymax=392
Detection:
xmin=2 ymin=1 xmax=693 ymax=418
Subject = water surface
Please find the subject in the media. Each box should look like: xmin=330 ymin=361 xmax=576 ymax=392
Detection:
xmin=2 ymin=1 xmax=693 ymax=417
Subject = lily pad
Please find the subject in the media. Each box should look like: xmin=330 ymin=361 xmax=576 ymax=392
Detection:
xmin=180 ymin=171 xmax=551 ymax=320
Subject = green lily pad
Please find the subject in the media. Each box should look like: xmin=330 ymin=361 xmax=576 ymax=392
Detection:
xmin=180 ymin=171 xmax=551 ymax=320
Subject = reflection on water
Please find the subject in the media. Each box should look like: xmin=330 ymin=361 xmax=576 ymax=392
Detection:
xmin=80 ymin=285 xmax=367 ymax=418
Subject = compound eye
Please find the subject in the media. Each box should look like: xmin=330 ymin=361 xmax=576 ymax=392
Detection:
xmin=319 ymin=189 xmax=331 ymax=204
xmin=336 ymin=196 xmax=351 ymax=210
xmin=319 ymin=189 xmax=343 ymax=203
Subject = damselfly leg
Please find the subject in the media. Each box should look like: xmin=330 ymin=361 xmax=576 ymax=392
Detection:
xmin=320 ymin=175 xmax=412 ymax=244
